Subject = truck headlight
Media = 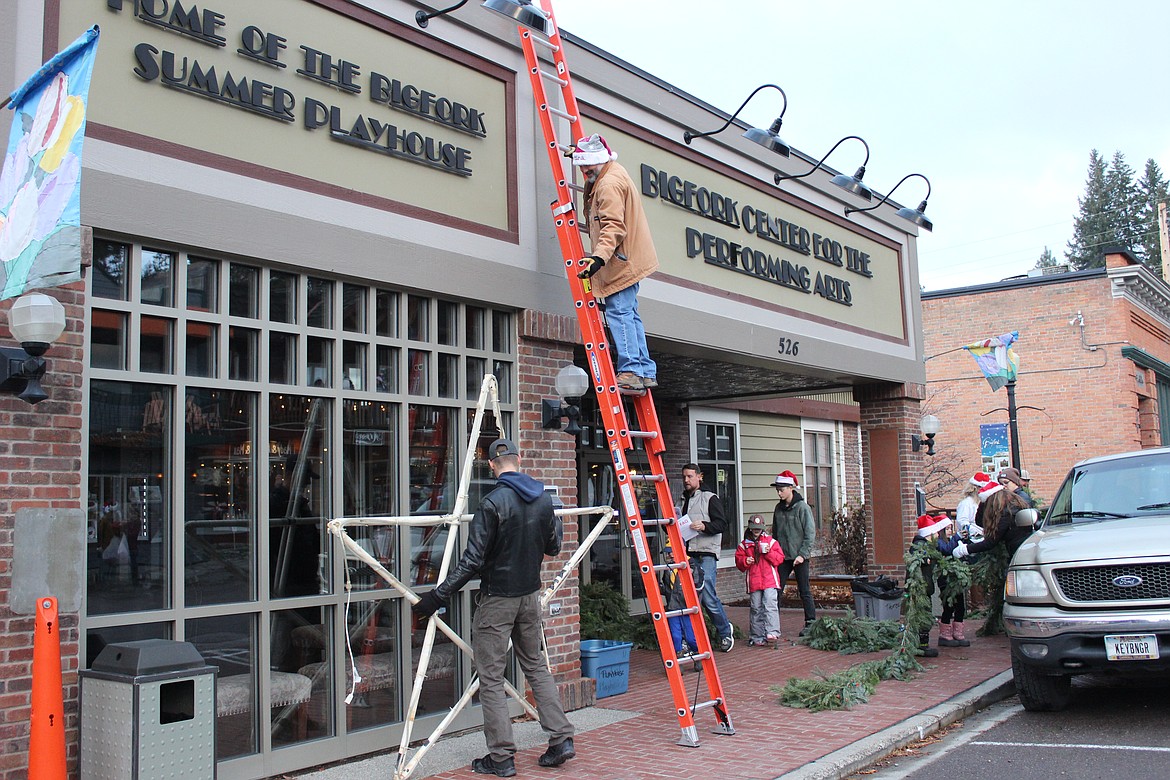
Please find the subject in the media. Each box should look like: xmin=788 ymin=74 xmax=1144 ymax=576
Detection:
xmin=1006 ymin=569 xmax=1049 ymax=599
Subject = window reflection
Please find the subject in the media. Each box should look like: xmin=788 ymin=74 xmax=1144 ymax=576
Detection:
xmin=187 ymin=613 xmax=258 ymax=759
xmin=141 ymin=249 xmax=174 ymax=306
xmin=92 ymin=240 xmax=129 ymax=300
xmin=343 ymin=400 xmax=398 ymax=592
xmin=408 ymin=406 xmax=456 ymax=586
xmin=88 ymin=381 xmax=170 ymax=615
xmin=270 ymin=395 xmax=331 ymax=598
xmin=184 ymin=389 xmax=256 ymax=607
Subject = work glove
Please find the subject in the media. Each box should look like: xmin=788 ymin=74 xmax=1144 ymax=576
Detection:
xmin=412 ymin=590 xmax=446 ymax=619
xmin=577 ymin=255 xmax=605 ymax=279
xmin=951 ymin=541 xmax=969 ymax=560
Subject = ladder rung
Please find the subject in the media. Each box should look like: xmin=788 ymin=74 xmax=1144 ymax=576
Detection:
xmin=567 ymin=181 xmax=584 ymax=192
xmin=545 ymin=105 xmax=576 ymax=122
xmin=690 ymin=699 xmax=724 ymax=714
xmin=640 ymin=517 xmax=673 ymax=527
xmin=652 ymin=561 xmax=688 ymax=574
xmin=629 ymin=473 xmax=665 ymax=483
xmin=539 ymin=68 xmax=568 ymax=87
xmin=628 ymin=430 xmax=658 ymax=440
xmin=554 ymin=142 xmax=575 ymax=153
xmin=681 ymin=650 xmax=712 ymax=663
xmin=530 ymin=35 xmax=558 ymax=51
xmin=664 ymin=606 xmax=699 ymax=619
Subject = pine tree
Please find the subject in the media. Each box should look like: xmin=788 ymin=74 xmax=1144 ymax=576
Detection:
xmin=1035 ymin=246 xmax=1060 ymax=270
xmin=1136 ymin=158 xmax=1170 ymax=277
xmin=1104 ymin=151 xmax=1141 ymax=259
xmin=1066 ymin=150 xmax=1111 ymax=269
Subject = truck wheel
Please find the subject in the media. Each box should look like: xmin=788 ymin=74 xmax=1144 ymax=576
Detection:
xmin=1011 ymin=651 xmax=1072 ymax=711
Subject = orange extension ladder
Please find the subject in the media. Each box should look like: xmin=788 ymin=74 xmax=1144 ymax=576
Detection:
xmin=510 ymin=1 xmax=734 ymax=747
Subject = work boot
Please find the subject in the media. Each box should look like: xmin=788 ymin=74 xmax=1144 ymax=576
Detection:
xmin=615 ymin=372 xmax=644 ymax=392
xmin=938 ymin=621 xmax=959 ymax=647
xmin=538 ymin=738 xmax=576 ymax=767
xmin=640 ymin=376 xmax=659 ymax=389
xmin=953 ymin=621 xmax=971 ymax=647
xmin=918 ymin=631 xmax=939 ymax=658
xmin=472 ymin=755 xmax=516 ymax=777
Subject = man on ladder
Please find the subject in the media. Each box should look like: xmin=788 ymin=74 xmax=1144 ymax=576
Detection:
xmin=571 ymin=133 xmax=660 ymax=392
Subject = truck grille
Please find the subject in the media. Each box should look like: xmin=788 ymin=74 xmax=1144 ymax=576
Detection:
xmin=1054 ymin=563 xmax=1170 ymax=602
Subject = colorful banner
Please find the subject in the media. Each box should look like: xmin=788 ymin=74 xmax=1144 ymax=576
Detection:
xmin=963 ymin=331 xmax=1019 ymax=391
xmin=0 ymin=26 xmax=100 ymax=299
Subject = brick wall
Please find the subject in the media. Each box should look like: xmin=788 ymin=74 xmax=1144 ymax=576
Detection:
xmin=0 ymin=283 xmax=85 ymax=777
xmin=922 ymin=263 xmax=1170 ymax=506
xmin=518 ymin=311 xmax=583 ymax=682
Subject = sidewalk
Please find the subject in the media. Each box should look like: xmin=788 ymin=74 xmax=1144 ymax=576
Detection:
xmin=298 ymin=606 xmax=1015 ymax=780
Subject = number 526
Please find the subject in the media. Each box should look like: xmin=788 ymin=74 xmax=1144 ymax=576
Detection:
xmin=777 ymin=338 xmax=799 ymax=356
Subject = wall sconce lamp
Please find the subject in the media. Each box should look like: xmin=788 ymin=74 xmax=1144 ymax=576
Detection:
xmin=774 ymin=135 xmax=873 ymax=201
xmin=415 ymin=0 xmax=469 ymax=27
xmin=541 ymin=364 xmax=590 ymax=436
xmin=844 ymin=172 xmax=933 ymax=231
xmin=481 ymin=0 xmax=554 ymax=35
xmin=910 ymin=414 xmax=941 ymax=456
xmin=683 ymin=84 xmax=791 ymax=158
xmin=1 ymin=292 xmax=67 ymax=405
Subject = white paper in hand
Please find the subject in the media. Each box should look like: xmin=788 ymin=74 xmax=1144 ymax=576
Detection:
xmin=676 ymin=513 xmax=699 ymax=542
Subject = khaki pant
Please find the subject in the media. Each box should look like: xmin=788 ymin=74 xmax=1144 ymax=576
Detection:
xmin=473 ymin=592 xmax=575 ymax=761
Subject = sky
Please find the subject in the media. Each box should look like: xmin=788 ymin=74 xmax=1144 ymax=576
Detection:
xmin=550 ymin=0 xmax=1170 ymax=291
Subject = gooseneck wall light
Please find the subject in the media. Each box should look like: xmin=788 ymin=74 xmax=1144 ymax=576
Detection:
xmin=1 ymin=292 xmax=67 ymax=405
xmin=415 ymin=0 xmax=469 ymax=27
xmin=481 ymin=0 xmax=553 ymax=35
xmin=541 ymin=364 xmax=590 ymax=436
xmin=682 ymin=83 xmax=791 ymax=158
xmin=845 ymin=172 xmax=933 ymax=232
xmin=774 ymin=135 xmax=873 ymax=201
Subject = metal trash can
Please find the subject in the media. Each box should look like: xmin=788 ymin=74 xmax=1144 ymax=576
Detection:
xmin=850 ymin=576 xmax=904 ymax=621
xmin=81 ymin=639 xmax=218 ymax=779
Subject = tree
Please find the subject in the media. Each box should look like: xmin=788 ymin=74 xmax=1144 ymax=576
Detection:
xmin=1034 ymin=246 xmax=1060 ymax=270
xmin=1104 ymin=151 xmax=1141 ymax=258
xmin=1136 ymin=158 xmax=1170 ymax=277
xmin=1066 ymin=150 xmax=1110 ymax=269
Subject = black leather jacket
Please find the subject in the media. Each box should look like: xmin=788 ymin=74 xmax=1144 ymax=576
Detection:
xmin=433 ymin=478 xmax=561 ymax=600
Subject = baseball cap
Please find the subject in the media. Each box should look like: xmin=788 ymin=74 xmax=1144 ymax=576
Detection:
xmin=486 ymin=438 xmax=519 ymax=461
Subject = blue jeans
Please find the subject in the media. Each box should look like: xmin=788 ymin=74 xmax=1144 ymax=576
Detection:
xmin=694 ymin=555 xmax=732 ymax=640
xmin=604 ymin=283 xmax=656 ymax=378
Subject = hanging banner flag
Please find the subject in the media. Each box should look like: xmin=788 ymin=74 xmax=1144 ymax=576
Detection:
xmin=963 ymin=330 xmax=1019 ymax=391
xmin=0 ymin=26 xmax=100 ymax=300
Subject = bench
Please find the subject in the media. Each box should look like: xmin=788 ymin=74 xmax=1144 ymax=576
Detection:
xmin=216 ymin=671 xmax=312 ymax=739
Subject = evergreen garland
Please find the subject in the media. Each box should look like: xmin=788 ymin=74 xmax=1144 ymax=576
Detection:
xmin=801 ymin=610 xmax=903 ymax=654
xmin=970 ymin=545 xmax=1011 ymax=636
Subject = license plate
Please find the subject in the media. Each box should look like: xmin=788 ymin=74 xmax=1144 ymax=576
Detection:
xmin=1105 ymin=634 xmax=1160 ymax=661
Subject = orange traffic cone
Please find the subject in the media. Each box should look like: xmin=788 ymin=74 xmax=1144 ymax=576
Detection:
xmin=30 ymin=596 xmax=66 ymax=779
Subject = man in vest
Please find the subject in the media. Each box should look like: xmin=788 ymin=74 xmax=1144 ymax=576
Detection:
xmin=679 ymin=463 xmax=734 ymax=652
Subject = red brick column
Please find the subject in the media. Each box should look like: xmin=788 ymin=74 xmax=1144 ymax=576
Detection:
xmin=854 ymin=382 xmax=926 ymax=581
xmin=517 ymin=311 xmax=588 ymax=700
xmin=0 ymin=282 xmax=85 ymax=777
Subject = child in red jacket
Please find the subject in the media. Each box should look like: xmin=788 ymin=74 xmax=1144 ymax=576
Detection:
xmin=735 ymin=514 xmax=786 ymax=646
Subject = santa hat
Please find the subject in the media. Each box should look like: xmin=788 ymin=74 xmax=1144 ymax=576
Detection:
xmin=969 ymin=471 xmax=993 ymax=487
xmin=571 ymin=133 xmax=617 ymax=166
xmin=979 ymin=481 xmax=1004 ymax=502
xmin=915 ymin=513 xmax=952 ymax=539
xmin=770 ymin=470 xmax=798 ymax=488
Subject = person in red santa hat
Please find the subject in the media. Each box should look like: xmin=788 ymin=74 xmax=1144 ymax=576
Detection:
xmin=908 ymin=513 xmax=953 ymax=657
xmin=770 ymin=470 xmax=817 ymax=636
xmin=951 ymin=478 xmax=1033 ymax=562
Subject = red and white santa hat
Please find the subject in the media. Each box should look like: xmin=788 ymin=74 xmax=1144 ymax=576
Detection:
xmin=969 ymin=471 xmax=993 ymax=487
xmin=770 ymin=470 xmax=798 ymax=488
xmin=571 ymin=133 xmax=618 ymax=166
xmin=916 ymin=513 xmax=952 ymax=538
xmin=979 ymin=480 xmax=1004 ymax=502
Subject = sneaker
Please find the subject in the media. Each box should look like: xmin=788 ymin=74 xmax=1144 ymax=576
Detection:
xmin=677 ymin=642 xmax=693 ymax=656
xmin=615 ymin=372 xmax=644 ymax=391
xmin=798 ymin=623 xmax=813 ymax=638
xmin=472 ymin=755 xmax=516 ymax=777
xmin=718 ymin=635 xmax=734 ymax=653
xmin=747 ymin=638 xmax=766 ymax=647
xmin=538 ymin=738 xmax=576 ymax=767
xmin=640 ymin=376 xmax=659 ymax=389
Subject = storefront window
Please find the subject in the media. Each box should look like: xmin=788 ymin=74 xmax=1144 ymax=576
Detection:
xmin=187 ymin=257 xmax=218 ymax=312
xmin=230 ymin=264 xmax=259 ymax=318
xmin=269 ymin=394 xmax=331 ymax=599
xmin=695 ymin=421 xmax=739 ymax=550
xmin=91 ymin=310 xmax=127 ymax=369
xmin=343 ymin=399 xmax=398 ymax=592
xmin=141 ymin=249 xmax=174 ymax=307
xmin=270 ymin=271 xmax=297 ymax=324
xmin=140 ymin=315 xmax=174 ymax=373
xmin=184 ymin=389 xmax=256 ymax=607
xmin=92 ymin=239 xmax=129 ymax=300
xmin=88 ymin=381 xmax=171 ymax=616
xmin=186 ymin=613 xmax=259 ymax=759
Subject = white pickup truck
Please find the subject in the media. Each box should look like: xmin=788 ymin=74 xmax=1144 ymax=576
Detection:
xmin=1003 ymin=447 xmax=1170 ymax=711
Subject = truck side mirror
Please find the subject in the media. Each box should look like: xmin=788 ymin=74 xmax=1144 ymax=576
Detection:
xmin=1014 ymin=508 xmax=1039 ymax=528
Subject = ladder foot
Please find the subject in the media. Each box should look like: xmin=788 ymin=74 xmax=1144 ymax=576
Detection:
xmin=676 ymin=726 xmax=701 ymax=748
xmin=711 ymin=722 xmax=736 ymax=736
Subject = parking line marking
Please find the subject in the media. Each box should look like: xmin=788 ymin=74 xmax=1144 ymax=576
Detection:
xmin=973 ymin=740 xmax=1170 ymax=752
